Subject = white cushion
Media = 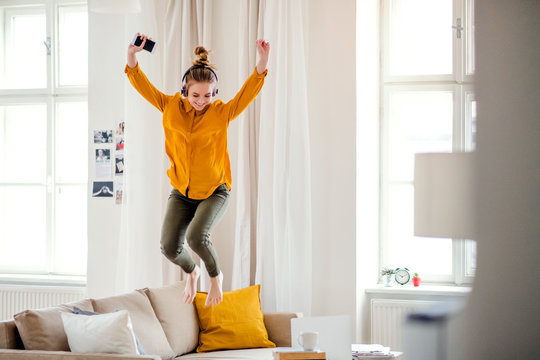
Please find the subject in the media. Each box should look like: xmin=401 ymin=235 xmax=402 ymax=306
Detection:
xmin=60 ymin=310 xmax=138 ymax=354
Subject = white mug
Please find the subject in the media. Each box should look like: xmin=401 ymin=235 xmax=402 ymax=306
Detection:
xmin=297 ymin=331 xmax=318 ymax=351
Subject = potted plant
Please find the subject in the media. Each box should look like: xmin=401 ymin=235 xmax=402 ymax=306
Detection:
xmin=412 ymin=272 xmax=421 ymax=287
xmin=381 ymin=268 xmax=395 ymax=287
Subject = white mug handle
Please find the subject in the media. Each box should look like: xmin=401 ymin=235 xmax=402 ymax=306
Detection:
xmin=297 ymin=333 xmax=303 ymax=347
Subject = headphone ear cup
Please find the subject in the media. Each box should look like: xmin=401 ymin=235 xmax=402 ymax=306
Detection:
xmin=181 ymin=85 xmax=187 ymax=96
xmin=213 ymin=88 xmax=218 ymax=96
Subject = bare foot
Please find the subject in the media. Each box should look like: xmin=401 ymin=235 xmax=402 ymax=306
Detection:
xmin=183 ymin=265 xmax=200 ymax=304
xmin=205 ymin=272 xmax=224 ymax=307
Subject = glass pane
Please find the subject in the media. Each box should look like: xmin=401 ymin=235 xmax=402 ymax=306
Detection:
xmin=58 ymin=5 xmax=88 ymax=86
xmin=0 ymin=185 xmax=47 ymax=272
xmin=56 ymin=102 xmax=88 ymax=183
xmin=388 ymin=90 xmax=453 ymax=181
xmin=54 ymin=185 xmax=87 ymax=275
xmin=388 ymin=0 xmax=453 ymax=76
xmin=1 ymin=6 xmax=46 ymax=89
xmin=465 ymin=239 xmax=476 ymax=276
xmin=0 ymin=104 xmax=47 ymax=183
xmin=386 ymin=184 xmax=453 ymax=275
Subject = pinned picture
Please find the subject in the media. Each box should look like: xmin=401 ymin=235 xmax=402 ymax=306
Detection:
xmin=115 ymin=153 xmax=124 ymax=175
xmin=115 ymin=180 xmax=123 ymax=204
xmin=116 ymin=120 xmax=125 ymax=150
xmin=95 ymin=149 xmax=112 ymax=179
xmin=92 ymin=181 xmax=114 ymax=197
xmin=93 ymin=130 xmax=113 ymax=144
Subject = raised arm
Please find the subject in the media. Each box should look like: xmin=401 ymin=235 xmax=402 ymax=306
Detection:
xmin=224 ymin=39 xmax=270 ymax=121
xmin=125 ymin=33 xmax=170 ymax=112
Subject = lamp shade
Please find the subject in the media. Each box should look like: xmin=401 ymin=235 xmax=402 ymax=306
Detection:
xmin=89 ymin=0 xmax=141 ymax=13
xmin=414 ymin=152 xmax=476 ymax=239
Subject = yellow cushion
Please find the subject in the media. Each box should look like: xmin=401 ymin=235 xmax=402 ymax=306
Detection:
xmin=194 ymin=284 xmax=276 ymax=353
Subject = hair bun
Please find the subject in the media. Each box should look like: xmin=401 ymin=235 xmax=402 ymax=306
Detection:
xmin=193 ymin=46 xmax=210 ymax=66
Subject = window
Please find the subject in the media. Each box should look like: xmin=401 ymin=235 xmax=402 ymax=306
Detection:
xmin=380 ymin=0 xmax=475 ymax=285
xmin=0 ymin=1 xmax=88 ymax=279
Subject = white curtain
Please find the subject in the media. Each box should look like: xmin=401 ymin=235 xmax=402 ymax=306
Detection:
xmin=230 ymin=0 xmax=263 ymax=290
xmin=255 ymin=0 xmax=312 ymax=315
xmin=229 ymin=0 xmax=313 ymax=315
xmin=114 ymin=1 xmax=165 ymax=294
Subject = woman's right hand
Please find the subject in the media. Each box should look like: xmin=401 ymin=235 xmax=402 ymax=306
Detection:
xmin=127 ymin=33 xmax=149 ymax=68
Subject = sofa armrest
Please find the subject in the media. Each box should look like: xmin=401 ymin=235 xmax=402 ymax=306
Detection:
xmin=263 ymin=312 xmax=303 ymax=347
xmin=0 ymin=350 xmax=161 ymax=360
xmin=0 ymin=320 xmax=24 ymax=350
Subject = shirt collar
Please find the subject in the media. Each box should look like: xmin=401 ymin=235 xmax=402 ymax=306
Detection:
xmin=181 ymin=96 xmax=194 ymax=113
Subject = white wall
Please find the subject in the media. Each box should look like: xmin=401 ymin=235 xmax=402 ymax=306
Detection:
xmin=306 ymin=0 xmax=358 ymax=337
xmin=87 ymin=12 xmax=125 ymax=298
xmin=355 ymin=0 xmax=380 ymax=343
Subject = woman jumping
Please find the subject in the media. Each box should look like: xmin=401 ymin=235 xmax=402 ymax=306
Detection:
xmin=125 ymin=34 xmax=270 ymax=307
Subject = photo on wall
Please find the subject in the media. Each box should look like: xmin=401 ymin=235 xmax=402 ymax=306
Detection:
xmin=93 ymin=130 xmax=113 ymax=144
xmin=115 ymin=180 xmax=123 ymax=205
xmin=95 ymin=148 xmax=112 ymax=179
xmin=92 ymin=181 xmax=114 ymax=197
xmin=116 ymin=120 xmax=125 ymax=150
xmin=115 ymin=153 xmax=124 ymax=175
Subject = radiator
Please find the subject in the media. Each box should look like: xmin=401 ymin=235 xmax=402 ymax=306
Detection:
xmin=371 ymin=299 xmax=436 ymax=357
xmin=0 ymin=285 xmax=86 ymax=321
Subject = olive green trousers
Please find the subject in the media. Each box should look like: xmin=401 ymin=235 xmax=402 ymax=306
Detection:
xmin=160 ymin=184 xmax=230 ymax=278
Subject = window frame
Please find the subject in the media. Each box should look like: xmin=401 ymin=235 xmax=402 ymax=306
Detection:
xmin=379 ymin=0 xmax=476 ymax=285
xmin=0 ymin=0 xmax=87 ymax=280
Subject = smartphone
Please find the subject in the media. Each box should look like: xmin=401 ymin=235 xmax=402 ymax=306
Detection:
xmin=131 ymin=34 xmax=156 ymax=54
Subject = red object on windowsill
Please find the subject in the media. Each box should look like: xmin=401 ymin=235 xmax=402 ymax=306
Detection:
xmin=412 ymin=277 xmax=421 ymax=287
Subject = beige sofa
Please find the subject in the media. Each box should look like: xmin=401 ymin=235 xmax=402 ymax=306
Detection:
xmin=0 ymin=281 xmax=299 ymax=360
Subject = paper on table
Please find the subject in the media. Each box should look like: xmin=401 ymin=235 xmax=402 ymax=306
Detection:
xmin=351 ymin=344 xmax=391 ymax=356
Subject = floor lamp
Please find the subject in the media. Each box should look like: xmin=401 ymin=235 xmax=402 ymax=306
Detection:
xmin=404 ymin=152 xmax=476 ymax=360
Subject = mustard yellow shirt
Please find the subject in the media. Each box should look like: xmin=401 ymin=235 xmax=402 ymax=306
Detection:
xmin=125 ymin=64 xmax=267 ymax=199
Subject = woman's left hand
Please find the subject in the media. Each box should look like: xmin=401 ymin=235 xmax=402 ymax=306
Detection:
xmin=256 ymin=39 xmax=270 ymax=60
xmin=256 ymin=39 xmax=270 ymax=74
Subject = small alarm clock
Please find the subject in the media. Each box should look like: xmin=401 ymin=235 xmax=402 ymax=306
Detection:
xmin=395 ymin=268 xmax=411 ymax=285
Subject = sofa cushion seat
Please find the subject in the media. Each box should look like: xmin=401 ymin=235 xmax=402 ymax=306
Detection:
xmin=178 ymin=348 xmax=274 ymax=360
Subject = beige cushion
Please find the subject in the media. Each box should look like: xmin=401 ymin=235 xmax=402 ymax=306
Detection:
xmin=263 ymin=312 xmax=301 ymax=347
xmin=142 ymin=281 xmax=198 ymax=356
xmin=178 ymin=348 xmax=275 ymax=360
xmin=13 ymin=299 xmax=93 ymax=351
xmin=91 ymin=290 xmax=175 ymax=360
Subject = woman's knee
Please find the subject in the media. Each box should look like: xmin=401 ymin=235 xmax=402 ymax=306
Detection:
xmin=160 ymin=232 xmax=182 ymax=260
xmin=186 ymin=230 xmax=210 ymax=252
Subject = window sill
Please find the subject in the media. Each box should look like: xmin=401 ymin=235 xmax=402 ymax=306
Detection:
xmin=0 ymin=274 xmax=86 ymax=287
xmin=365 ymin=284 xmax=471 ymax=297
